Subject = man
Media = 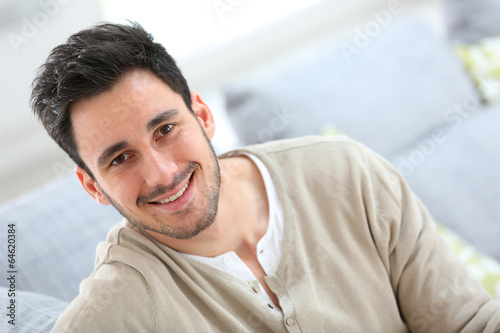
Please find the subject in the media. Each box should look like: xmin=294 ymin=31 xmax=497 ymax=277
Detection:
xmin=31 ymin=22 xmax=500 ymax=332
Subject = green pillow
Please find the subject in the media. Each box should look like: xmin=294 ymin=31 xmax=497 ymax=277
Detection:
xmin=437 ymin=223 xmax=500 ymax=300
xmin=453 ymin=35 xmax=500 ymax=105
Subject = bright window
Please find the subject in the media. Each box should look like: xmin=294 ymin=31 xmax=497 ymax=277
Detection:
xmin=100 ymin=0 xmax=324 ymax=59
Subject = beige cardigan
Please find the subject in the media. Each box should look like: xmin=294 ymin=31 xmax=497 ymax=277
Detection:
xmin=52 ymin=136 xmax=500 ymax=332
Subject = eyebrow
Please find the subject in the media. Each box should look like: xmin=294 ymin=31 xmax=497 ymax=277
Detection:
xmin=146 ymin=109 xmax=180 ymax=133
xmin=96 ymin=109 xmax=180 ymax=168
xmin=97 ymin=141 xmax=129 ymax=168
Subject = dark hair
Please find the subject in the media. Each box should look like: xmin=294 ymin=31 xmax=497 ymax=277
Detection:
xmin=30 ymin=22 xmax=191 ymax=177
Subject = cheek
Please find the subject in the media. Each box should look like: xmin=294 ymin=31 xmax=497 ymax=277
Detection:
xmin=99 ymin=176 xmax=140 ymax=206
xmin=177 ymin=128 xmax=211 ymax=161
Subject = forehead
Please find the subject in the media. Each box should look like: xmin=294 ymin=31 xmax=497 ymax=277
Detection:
xmin=70 ymin=70 xmax=186 ymax=163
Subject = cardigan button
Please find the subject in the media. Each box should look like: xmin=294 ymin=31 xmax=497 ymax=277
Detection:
xmin=252 ymin=286 xmax=259 ymax=293
xmin=285 ymin=317 xmax=295 ymax=326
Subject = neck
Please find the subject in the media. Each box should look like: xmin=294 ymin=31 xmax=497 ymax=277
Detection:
xmin=152 ymin=155 xmax=269 ymax=257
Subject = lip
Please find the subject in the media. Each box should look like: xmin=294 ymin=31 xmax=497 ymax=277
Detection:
xmin=148 ymin=173 xmax=194 ymax=211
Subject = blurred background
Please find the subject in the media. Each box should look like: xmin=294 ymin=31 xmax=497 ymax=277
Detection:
xmin=0 ymin=0 xmax=446 ymax=203
xmin=0 ymin=0 xmax=448 ymax=201
xmin=0 ymin=0 xmax=323 ymax=202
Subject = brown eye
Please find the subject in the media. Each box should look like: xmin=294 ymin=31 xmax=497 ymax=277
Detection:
xmin=111 ymin=153 xmax=130 ymax=165
xmin=156 ymin=124 xmax=173 ymax=139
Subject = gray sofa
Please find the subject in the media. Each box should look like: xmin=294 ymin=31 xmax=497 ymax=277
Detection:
xmin=1 ymin=1 xmax=500 ymax=331
xmin=224 ymin=16 xmax=500 ymax=261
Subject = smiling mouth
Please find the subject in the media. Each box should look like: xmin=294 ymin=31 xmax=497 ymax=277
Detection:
xmin=152 ymin=179 xmax=190 ymax=205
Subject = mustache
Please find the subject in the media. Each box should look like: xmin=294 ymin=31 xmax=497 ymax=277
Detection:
xmin=137 ymin=162 xmax=198 ymax=205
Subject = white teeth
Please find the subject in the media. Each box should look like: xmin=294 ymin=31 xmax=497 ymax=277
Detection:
xmin=156 ymin=182 xmax=189 ymax=204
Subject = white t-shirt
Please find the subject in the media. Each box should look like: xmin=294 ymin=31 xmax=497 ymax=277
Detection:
xmin=181 ymin=153 xmax=284 ymax=307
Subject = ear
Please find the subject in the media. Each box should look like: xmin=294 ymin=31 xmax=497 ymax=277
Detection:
xmin=75 ymin=166 xmax=111 ymax=205
xmin=190 ymin=91 xmax=215 ymax=140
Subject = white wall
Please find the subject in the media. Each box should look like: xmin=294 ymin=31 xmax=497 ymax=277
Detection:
xmin=0 ymin=0 xmax=102 ymax=202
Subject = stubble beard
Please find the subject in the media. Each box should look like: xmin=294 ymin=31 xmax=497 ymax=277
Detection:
xmin=100 ymin=134 xmax=221 ymax=240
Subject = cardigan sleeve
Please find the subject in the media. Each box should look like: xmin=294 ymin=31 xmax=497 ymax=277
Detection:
xmin=51 ymin=261 xmax=156 ymax=333
xmin=361 ymin=146 xmax=500 ymax=332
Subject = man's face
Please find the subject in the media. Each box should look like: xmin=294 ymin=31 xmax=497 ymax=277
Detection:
xmin=72 ymin=69 xmax=220 ymax=240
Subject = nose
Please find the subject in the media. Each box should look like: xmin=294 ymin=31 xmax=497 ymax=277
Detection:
xmin=141 ymin=148 xmax=178 ymax=188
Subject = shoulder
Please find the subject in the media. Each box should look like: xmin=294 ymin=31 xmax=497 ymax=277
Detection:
xmin=95 ymin=219 xmax=164 ymax=269
xmin=226 ymin=134 xmax=359 ymax=154
xmin=52 ymin=260 xmax=156 ymax=332
xmin=228 ymin=135 xmax=394 ymax=178
xmin=223 ymin=135 xmax=373 ymax=167
xmin=51 ymin=221 xmax=162 ymax=332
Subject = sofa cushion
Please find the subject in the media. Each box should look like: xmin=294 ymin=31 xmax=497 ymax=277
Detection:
xmin=224 ymin=17 xmax=477 ymax=158
xmin=445 ymin=0 xmax=500 ymax=43
xmin=388 ymin=104 xmax=500 ymax=261
xmin=0 ymin=173 xmax=122 ymax=302
xmin=0 ymin=287 xmax=68 ymax=333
